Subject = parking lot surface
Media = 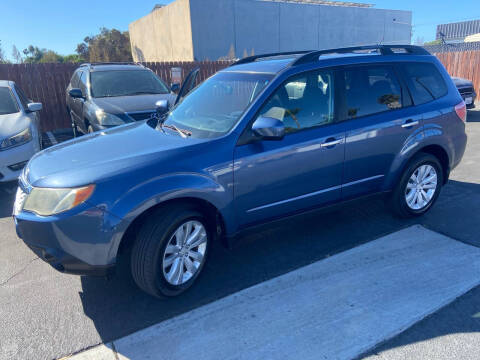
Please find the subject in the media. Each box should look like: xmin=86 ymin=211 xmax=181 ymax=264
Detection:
xmin=1 ymin=109 xmax=480 ymax=360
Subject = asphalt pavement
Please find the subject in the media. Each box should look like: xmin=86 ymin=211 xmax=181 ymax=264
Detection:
xmin=1 ymin=109 xmax=480 ymax=360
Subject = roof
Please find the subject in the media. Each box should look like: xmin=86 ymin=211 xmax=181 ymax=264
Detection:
xmin=224 ymin=45 xmax=431 ymax=74
xmin=222 ymin=56 xmax=303 ymax=74
xmin=80 ymin=63 xmax=146 ymax=72
xmin=436 ymin=19 xmax=480 ymax=40
xmin=0 ymin=80 xmax=13 ymax=87
xmin=259 ymin=0 xmax=373 ymax=8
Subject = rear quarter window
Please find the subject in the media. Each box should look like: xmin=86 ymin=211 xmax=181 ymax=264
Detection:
xmin=401 ymin=63 xmax=448 ymax=105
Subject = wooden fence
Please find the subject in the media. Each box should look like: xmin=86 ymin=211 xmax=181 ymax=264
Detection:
xmin=0 ymin=52 xmax=478 ymax=132
xmin=434 ymin=50 xmax=480 ymax=100
xmin=0 ymin=61 xmax=231 ymax=132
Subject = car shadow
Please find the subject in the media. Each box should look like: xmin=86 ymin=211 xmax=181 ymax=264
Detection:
xmin=80 ymin=192 xmax=422 ymax=343
xmin=467 ymin=108 xmax=480 ymax=122
xmin=79 ymin=179 xmax=480 ymax=349
xmin=0 ymin=182 xmax=17 ymax=218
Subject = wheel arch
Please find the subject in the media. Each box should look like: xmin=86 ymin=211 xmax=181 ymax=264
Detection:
xmin=117 ymin=197 xmax=228 ymax=257
xmin=416 ymin=144 xmax=449 ymax=184
xmin=384 ymin=143 xmax=450 ymax=191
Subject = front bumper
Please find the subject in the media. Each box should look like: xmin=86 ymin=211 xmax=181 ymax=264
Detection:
xmin=24 ymin=241 xmax=115 ymax=276
xmin=0 ymin=140 xmax=37 ymax=182
xmin=14 ymin=201 xmax=118 ymax=277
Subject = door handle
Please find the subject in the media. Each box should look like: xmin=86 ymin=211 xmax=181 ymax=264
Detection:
xmin=401 ymin=120 xmax=419 ymax=128
xmin=321 ymin=138 xmax=343 ymax=148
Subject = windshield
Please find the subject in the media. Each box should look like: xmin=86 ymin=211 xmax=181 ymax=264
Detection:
xmin=0 ymin=87 xmax=19 ymax=115
xmin=162 ymin=72 xmax=273 ymax=138
xmin=91 ymin=70 xmax=170 ymax=98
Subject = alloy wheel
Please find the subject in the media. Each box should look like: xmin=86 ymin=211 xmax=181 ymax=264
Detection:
xmin=405 ymin=164 xmax=438 ymax=210
xmin=162 ymin=220 xmax=208 ymax=286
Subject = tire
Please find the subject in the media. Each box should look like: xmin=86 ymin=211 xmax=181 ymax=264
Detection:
xmin=390 ymin=152 xmax=443 ymax=218
xmin=131 ymin=205 xmax=211 ymax=298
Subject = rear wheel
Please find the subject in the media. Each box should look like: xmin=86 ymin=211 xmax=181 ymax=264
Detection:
xmin=390 ymin=153 xmax=443 ymax=218
xmin=131 ymin=205 xmax=210 ymax=298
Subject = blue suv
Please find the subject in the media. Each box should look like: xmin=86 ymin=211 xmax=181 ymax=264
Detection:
xmin=13 ymin=45 xmax=467 ymax=298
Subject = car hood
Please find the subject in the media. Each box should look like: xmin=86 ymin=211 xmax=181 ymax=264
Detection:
xmin=452 ymin=77 xmax=473 ymax=87
xmin=26 ymin=121 xmax=204 ymax=188
xmin=0 ymin=112 xmax=30 ymax=142
xmin=93 ymin=93 xmax=176 ymax=115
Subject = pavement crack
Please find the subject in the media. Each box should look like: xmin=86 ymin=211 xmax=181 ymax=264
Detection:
xmin=0 ymin=257 xmax=39 ymax=286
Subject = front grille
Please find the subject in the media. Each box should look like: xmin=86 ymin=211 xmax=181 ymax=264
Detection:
xmin=8 ymin=161 xmax=28 ymax=172
xmin=458 ymin=86 xmax=474 ymax=96
xmin=127 ymin=111 xmax=156 ymax=121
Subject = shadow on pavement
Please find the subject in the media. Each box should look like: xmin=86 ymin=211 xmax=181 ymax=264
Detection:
xmin=360 ymin=285 xmax=480 ymax=359
xmin=0 ymin=182 xmax=17 ymax=218
xmin=79 ymin=179 xmax=480 ymax=346
xmin=467 ymin=108 xmax=480 ymax=122
xmin=80 ymin=193 xmax=419 ymax=343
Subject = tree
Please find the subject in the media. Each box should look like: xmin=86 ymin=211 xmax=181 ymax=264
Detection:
xmin=39 ymin=50 xmax=63 ymax=63
xmin=63 ymin=54 xmax=85 ymax=63
xmin=0 ymin=40 xmax=6 ymax=63
xmin=23 ymin=45 xmax=45 ymax=63
xmin=12 ymin=45 xmax=23 ymax=63
xmin=76 ymin=28 xmax=132 ymax=62
xmin=424 ymin=39 xmax=442 ymax=46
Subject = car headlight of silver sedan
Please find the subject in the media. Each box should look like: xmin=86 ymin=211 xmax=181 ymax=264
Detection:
xmin=23 ymin=185 xmax=95 ymax=216
xmin=95 ymin=109 xmax=125 ymax=126
xmin=0 ymin=128 xmax=32 ymax=150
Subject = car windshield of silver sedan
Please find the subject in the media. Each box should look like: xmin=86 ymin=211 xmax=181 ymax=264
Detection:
xmin=0 ymin=87 xmax=19 ymax=115
xmin=90 ymin=70 xmax=170 ymax=98
xmin=161 ymin=72 xmax=273 ymax=138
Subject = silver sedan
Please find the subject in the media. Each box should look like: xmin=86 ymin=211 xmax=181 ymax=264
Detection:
xmin=0 ymin=80 xmax=42 ymax=182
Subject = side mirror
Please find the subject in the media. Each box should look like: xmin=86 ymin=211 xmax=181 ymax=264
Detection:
xmin=170 ymin=83 xmax=180 ymax=93
xmin=26 ymin=102 xmax=42 ymax=113
xmin=69 ymin=88 xmax=84 ymax=99
xmin=156 ymin=99 xmax=169 ymax=115
xmin=252 ymin=117 xmax=285 ymax=141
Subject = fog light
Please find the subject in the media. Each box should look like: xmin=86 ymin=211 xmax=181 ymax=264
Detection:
xmin=8 ymin=161 xmax=28 ymax=172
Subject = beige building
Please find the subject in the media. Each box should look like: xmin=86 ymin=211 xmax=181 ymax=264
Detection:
xmin=129 ymin=0 xmax=411 ymax=62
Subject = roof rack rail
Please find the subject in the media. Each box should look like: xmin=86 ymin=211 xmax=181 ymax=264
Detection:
xmin=232 ymin=50 xmax=314 ymax=66
xmin=79 ymin=62 xmax=145 ymax=67
xmin=292 ymin=45 xmax=430 ymax=66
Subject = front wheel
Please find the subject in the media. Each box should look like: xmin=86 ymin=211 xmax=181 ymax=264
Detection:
xmin=131 ymin=205 xmax=210 ymax=298
xmin=390 ymin=153 xmax=443 ymax=218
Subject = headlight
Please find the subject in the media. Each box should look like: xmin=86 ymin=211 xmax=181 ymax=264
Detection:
xmin=23 ymin=184 xmax=95 ymax=216
xmin=95 ymin=109 xmax=125 ymax=126
xmin=1 ymin=128 xmax=32 ymax=150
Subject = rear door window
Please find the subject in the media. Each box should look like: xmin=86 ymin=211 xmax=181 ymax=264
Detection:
xmin=343 ymin=65 xmax=403 ymax=119
xmin=401 ymin=63 xmax=448 ymax=105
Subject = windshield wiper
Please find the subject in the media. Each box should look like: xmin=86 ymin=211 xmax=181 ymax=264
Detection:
xmin=162 ymin=124 xmax=191 ymax=138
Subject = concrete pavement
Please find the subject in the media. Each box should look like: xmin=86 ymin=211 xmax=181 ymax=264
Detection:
xmin=67 ymin=226 xmax=480 ymax=360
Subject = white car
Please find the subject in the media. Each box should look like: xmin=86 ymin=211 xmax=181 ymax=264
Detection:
xmin=0 ymin=80 xmax=42 ymax=182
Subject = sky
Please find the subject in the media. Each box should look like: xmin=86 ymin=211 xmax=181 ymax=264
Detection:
xmin=1 ymin=0 xmax=480 ymax=60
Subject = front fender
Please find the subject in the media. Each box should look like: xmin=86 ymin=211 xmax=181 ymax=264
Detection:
xmin=102 ymin=173 xmax=233 ymax=262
